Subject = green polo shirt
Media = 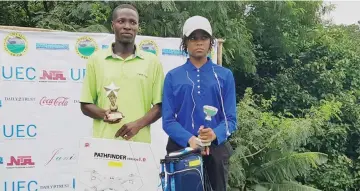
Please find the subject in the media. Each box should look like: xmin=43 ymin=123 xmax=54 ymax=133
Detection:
xmin=80 ymin=44 xmax=164 ymax=143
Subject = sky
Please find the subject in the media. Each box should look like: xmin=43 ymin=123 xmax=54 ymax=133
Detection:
xmin=325 ymin=1 xmax=360 ymax=25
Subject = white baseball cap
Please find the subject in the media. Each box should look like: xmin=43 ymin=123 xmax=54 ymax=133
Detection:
xmin=182 ymin=16 xmax=212 ymax=37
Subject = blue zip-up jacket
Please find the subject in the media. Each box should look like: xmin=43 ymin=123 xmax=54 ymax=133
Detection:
xmin=162 ymin=58 xmax=237 ymax=147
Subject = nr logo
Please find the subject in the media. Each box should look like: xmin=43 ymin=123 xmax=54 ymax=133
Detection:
xmin=4 ymin=32 xmax=28 ymax=56
xmin=40 ymin=70 xmax=65 ymax=80
xmin=7 ymin=156 xmax=35 ymax=168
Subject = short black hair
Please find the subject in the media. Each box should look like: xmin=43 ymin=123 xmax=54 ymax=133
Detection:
xmin=180 ymin=35 xmax=215 ymax=55
xmin=112 ymin=4 xmax=139 ymax=21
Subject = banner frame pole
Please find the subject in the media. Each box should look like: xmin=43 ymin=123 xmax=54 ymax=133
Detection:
xmin=217 ymin=38 xmax=225 ymax=66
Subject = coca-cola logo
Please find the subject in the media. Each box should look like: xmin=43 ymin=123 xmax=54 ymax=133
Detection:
xmin=40 ymin=96 xmax=69 ymax=106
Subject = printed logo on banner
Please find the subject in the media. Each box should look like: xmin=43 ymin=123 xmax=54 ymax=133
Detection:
xmin=69 ymin=68 xmax=86 ymax=82
xmin=139 ymin=39 xmax=159 ymax=56
xmin=1 ymin=67 xmax=88 ymax=83
xmin=0 ymin=157 xmax=3 ymax=164
xmin=36 ymin=43 xmax=69 ymax=50
xmin=3 ymin=180 xmax=75 ymax=191
xmin=1 ymin=124 xmax=37 ymax=141
xmin=3 ymin=97 xmax=36 ymax=102
xmin=6 ymin=156 xmax=35 ymax=169
xmin=1 ymin=66 xmax=36 ymax=82
xmin=162 ymin=48 xmax=187 ymax=56
xmin=4 ymin=32 xmax=28 ymax=56
xmin=76 ymin=36 xmax=98 ymax=59
xmin=162 ymin=45 xmax=215 ymax=59
xmin=44 ymin=148 xmax=77 ymax=166
xmin=4 ymin=180 xmax=38 ymax=191
xmin=93 ymin=152 xmax=147 ymax=163
xmin=39 ymin=96 xmax=69 ymax=106
xmin=40 ymin=183 xmax=71 ymax=190
xmin=39 ymin=70 xmax=67 ymax=82
xmin=102 ymin=44 xmax=109 ymax=49
xmin=40 ymin=178 xmax=76 ymax=190
xmin=0 ymin=97 xmax=36 ymax=109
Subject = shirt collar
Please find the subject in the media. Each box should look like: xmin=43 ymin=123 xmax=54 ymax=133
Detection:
xmin=184 ymin=57 xmax=214 ymax=72
xmin=104 ymin=43 xmax=144 ymax=60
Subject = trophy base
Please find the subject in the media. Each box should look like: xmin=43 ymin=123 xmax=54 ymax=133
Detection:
xmin=108 ymin=112 xmax=124 ymax=120
xmin=195 ymin=138 xmax=211 ymax=147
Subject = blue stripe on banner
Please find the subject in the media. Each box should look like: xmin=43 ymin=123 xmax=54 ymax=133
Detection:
xmin=72 ymin=178 xmax=75 ymax=189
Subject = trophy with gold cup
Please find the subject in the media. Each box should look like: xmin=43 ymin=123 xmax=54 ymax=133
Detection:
xmin=104 ymin=82 xmax=124 ymax=120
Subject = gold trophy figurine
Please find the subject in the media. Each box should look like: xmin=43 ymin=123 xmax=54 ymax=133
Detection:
xmin=104 ymin=82 xmax=124 ymax=120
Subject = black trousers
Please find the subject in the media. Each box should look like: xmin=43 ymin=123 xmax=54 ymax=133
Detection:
xmin=166 ymin=137 xmax=233 ymax=191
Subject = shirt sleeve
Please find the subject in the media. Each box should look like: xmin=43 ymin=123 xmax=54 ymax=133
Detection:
xmin=162 ymin=73 xmax=194 ymax=147
xmin=80 ymin=56 xmax=97 ymax=104
xmin=152 ymin=58 xmax=164 ymax=105
xmin=212 ymin=69 xmax=237 ymax=145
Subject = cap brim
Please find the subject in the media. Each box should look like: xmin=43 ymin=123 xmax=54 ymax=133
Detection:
xmin=185 ymin=27 xmax=212 ymax=37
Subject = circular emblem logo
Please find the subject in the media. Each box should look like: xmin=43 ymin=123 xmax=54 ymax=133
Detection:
xmin=4 ymin=32 xmax=28 ymax=56
xmin=76 ymin=36 xmax=98 ymax=59
xmin=139 ymin=40 xmax=159 ymax=56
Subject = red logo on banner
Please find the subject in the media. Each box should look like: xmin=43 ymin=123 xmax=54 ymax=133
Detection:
xmin=85 ymin=143 xmax=90 ymax=147
xmin=7 ymin=156 xmax=35 ymax=166
xmin=40 ymin=70 xmax=66 ymax=81
xmin=40 ymin=97 xmax=69 ymax=106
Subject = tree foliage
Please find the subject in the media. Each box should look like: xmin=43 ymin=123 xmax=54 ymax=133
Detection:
xmin=1 ymin=1 xmax=360 ymax=190
xmin=228 ymin=88 xmax=341 ymax=190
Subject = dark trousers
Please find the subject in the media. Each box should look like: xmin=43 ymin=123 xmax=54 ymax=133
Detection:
xmin=166 ymin=137 xmax=233 ymax=191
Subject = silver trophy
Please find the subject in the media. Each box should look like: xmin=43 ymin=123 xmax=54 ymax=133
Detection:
xmin=196 ymin=105 xmax=218 ymax=147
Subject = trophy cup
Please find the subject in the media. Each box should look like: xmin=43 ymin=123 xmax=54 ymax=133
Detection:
xmin=196 ymin=105 xmax=218 ymax=147
xmin=203 ymin=105 xmax=218 ymax=127
xmin=104 ymin=82 xmax=124 ymax=120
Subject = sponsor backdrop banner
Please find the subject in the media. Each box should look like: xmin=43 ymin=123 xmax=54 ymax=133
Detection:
xmin=0 ymin=29 xmax=218 ymax=191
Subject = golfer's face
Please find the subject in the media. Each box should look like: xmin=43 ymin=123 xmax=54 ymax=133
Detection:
xmin=187 ymin=30 xmax=211 ymax=58
xmin=112 ymin=8 xmax=139 ymax=43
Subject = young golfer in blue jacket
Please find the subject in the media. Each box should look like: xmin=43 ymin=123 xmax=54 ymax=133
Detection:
xmin=162 ymin=15 xmax=237 ymax=191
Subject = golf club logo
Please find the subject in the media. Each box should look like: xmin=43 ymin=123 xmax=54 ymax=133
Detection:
xmin=4 ymin=32 xmax=28 ymax=56
xmin=139 ymin=40 xmax=159 ymax=56
xmin=76 ymin=36 xmax=98 ymax=59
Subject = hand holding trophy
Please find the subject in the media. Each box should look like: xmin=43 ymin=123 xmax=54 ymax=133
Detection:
xmin=104 ymin=82 xmax=124 ymax=123
xmin=197 ymin=105 xmax=218 ymax=155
